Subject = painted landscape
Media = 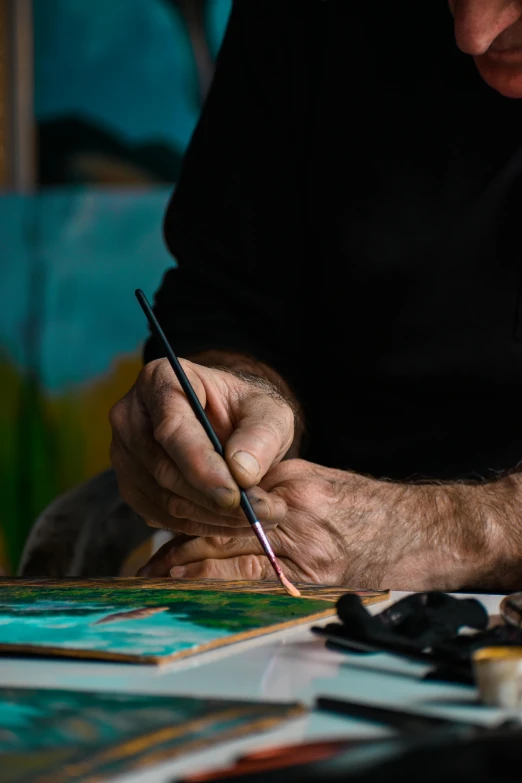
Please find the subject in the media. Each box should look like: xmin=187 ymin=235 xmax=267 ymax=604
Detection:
xmin=0 ymin=687 xmax=304 ymax=783
xmin=0 ymin=584 xmax=335 ymax=663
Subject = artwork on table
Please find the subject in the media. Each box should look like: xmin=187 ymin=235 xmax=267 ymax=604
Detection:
xmin=0 ymin=578 xmax=389 ymax=605
xmin=0 ymin=687 xmax=304 ymax=783
xmin=0 ymin=581 xmax=341 ymax=664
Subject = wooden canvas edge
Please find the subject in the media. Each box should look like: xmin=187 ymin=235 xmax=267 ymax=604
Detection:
xmin=0 ymin=607 xmax=337 ymax=665
xmin=362 ymin=591 xmax=390 ymax=607
xmin=29 ymin=704 xmax=308 ymax=783
xmin=156 ymin=606 xmax=338 ymax=666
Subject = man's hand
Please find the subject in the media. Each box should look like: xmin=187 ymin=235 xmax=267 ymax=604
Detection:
xmin=109 ymin=357 xmax=295 ymax=537
xmin=138 ymin=459 xmax=425 ymax=588
xmin=139 ymin=458 xmax=520 ymax=592
xmin=139 ymin=460 xmax=359 ymax=583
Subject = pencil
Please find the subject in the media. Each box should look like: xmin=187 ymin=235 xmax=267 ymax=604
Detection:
xmin=135 ymin=289 xmax=300 ymax=598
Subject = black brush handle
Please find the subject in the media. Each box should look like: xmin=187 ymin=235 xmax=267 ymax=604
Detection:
xmin=135 ymin=289 xmax=258 ymax=527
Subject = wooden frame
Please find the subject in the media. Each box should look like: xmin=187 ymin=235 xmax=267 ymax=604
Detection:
xmin=0 ymin=0 xmax=35 ymax=190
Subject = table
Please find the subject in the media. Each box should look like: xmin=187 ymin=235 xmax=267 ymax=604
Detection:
xmin=0 ymin=592 xmax=508 ymax=782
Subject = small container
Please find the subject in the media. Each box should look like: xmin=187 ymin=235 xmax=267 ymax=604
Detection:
xmin=473 ymin=646 xmax=522 ymax=708
xmin=500 ymin=593 xmax=522 ymax=628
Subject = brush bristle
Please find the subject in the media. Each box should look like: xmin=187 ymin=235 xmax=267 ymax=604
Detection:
xmin=279 ymin=573 xmax=301 ymax=598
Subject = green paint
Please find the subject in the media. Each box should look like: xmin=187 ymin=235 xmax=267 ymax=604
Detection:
xmin=0 ymin=354 xmax=86 ymax=571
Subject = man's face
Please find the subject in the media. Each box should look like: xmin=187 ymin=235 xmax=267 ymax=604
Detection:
xmin=449 ymin=0 xmax=522 ymax=97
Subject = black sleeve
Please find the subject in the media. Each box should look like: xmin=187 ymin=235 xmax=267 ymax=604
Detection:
xmin=144 ymin=0 xmax=313 ymax=388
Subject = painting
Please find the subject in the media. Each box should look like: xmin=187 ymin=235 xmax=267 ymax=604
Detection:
xmin=0 ymin=687 xmax=304 ymax=783
xmin=1 ymin=0 xmax=234 ymax=573
xmin=0 ymin=578 xmax=389 ymax=605
xmin=34 ymin=0 xmax=232 ymax=185
xmin=0 ymin=581 xmax=339 ymax=664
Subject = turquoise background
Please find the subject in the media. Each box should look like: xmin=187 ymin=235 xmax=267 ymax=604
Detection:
xmin=0 ymin=0 xmax=232 ymax=570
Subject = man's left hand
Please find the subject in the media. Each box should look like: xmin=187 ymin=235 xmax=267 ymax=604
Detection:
xmin=139 ymin=459 xmax=399 ymax=587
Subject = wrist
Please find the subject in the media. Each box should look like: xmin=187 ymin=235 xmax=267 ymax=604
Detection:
xmin=337 ymin=474 xmax=488 ymax=591
xmin=380 ymin=482 xmax=496 ymax=591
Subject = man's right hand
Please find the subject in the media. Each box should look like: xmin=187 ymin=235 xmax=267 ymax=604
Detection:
xmin=109 ymin=357 xmax=295 ymax=537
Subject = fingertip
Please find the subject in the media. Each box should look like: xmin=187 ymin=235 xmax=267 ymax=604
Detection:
xmin=211 ymin=486 xmax=240 ymax=509
xmin=248 ymin=492 xmax=286 ymax=523
xmin=231 ymin=451 xmax=261 ymax=485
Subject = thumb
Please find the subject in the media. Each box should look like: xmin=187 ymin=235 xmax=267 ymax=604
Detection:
xmin=224 ymin=388 xmax=295 ymax=488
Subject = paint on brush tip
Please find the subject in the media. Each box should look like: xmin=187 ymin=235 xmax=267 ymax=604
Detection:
xmin=279 ymin=573 xmax=301 ymax=598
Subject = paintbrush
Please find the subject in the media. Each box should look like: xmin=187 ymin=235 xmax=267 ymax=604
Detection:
xmin=135 ymin=289 xmax=300 ymax=598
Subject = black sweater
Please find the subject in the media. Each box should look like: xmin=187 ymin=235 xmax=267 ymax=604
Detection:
xmin=146 ymin=1 xmax=522 ymax=482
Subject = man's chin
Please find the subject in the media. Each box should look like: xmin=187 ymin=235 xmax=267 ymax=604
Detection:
xmin=474 ymin=55 xmax=522 ymax=99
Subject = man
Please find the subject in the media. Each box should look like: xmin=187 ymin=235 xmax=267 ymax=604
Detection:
xmin=109 ymin=0 xmax=522 ymax=590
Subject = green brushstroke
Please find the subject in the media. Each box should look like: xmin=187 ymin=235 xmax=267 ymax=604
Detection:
xmin=0 ymin=586 xmax=331 ymax=633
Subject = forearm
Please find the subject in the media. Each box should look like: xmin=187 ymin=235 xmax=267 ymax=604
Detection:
xmin=348 ymin=471 xmax=522 ymax=592
xmin=187 ymin=350 xmax=304 ymax=457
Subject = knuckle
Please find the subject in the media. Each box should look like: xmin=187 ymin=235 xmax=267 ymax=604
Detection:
xmin=139 ymin=358 xmax=163 ymax=385
xmin=239 ymin=555 xmax=263 ymax=580
xmin=140 ymin=359 xmax=177 ymax=401
xmin=199 ymin=560 xmax=220 ymax=579
xmin=152 ymin=456 xmax=177 ymax=491
xmin=181 ymin=459 xmax=213 ymax=493
xmin=153 ymin=418 xmax=177 ymax=448
xmin=108 ymin=398 xmax=126 ymax=431
xmin=222 ymin=537 xmax=240 ymax=553
xmin=210 ymin=536 xmax=232 ymax=550
xmin=282 ymin=459 xmax=307 ymax=483
xmin=166 ymin=496 xmax=190 ymax=519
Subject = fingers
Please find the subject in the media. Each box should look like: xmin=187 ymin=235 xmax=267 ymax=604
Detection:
xmin=110 ymin=363 xmax=287 ymax=524
xmin=139 ymin=534 xmax=260 ymax=577
xmin=112 ymin=436 xmax=282 ymax=535
xmin=110 ymin=358 xmax=294 ymax=530
xmin=110 ymin=435 xmax=177 ymax=526
xmin=137 ymin=360 xmax=240 ymax=509
xmin=168 ymin=535 xmax=264 ymax=568
xmin=152 ymin=516 xmax=280 ymax=538
xmin=165 ymin=494 xmax=284 ymax=528
xmin=224 ymin=391 xmax=295 ymax=488
xmin=171 ymin=556 xmax=302 ymax=583
xmin=112 ymin=426 xmax=285 ymax=529
xmin=139 ymin=523 xmax=275 ymax=577
xmin=137 ymin=536 xmax=187 ymax=577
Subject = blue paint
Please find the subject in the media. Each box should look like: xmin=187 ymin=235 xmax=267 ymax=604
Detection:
xmin=0 ymin=189 xmax=174 ymax=391
xmin=34 ymin=0 xmax=232 ymax=151
xmin=0 ymin=599 xmax=229 ymax=658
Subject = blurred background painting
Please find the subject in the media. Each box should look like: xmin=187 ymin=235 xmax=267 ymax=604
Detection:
xmin=0 ymin=0 xmax=232 ymax=573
